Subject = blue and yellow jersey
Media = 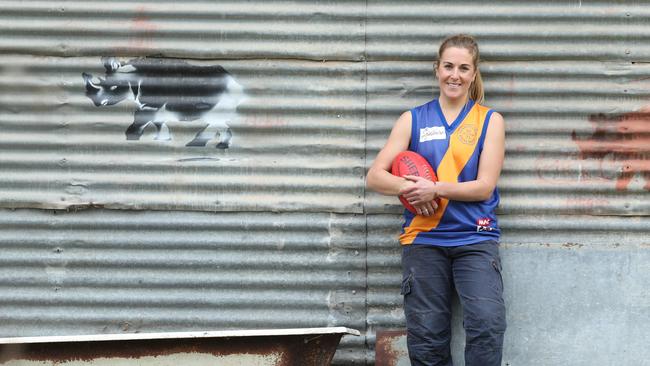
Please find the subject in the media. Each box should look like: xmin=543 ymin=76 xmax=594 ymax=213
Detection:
xmin=400 ymin=99 xmax=500 ymax=246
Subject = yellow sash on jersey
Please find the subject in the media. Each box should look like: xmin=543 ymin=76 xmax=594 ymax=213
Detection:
xmin=400 ymin=104 xmax=490 ymax=245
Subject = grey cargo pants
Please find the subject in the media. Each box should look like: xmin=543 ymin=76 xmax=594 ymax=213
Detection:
xmin=401 ymin=241 xmax=506 ymax=366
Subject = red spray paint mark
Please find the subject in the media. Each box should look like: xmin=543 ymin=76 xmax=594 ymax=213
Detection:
xmin=572 ymin=106 xmax=650 ymax=191
xmin=128 ymin=6 xmax=157 ymax=50
xmin=112 ymin=5 xmax=158 ymax=53
xmin=111 ymin=6 xmax=158 ymax=54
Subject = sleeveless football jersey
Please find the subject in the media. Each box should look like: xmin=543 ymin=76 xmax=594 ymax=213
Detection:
xmin=399 ymin=99 xmax=500 ymax=246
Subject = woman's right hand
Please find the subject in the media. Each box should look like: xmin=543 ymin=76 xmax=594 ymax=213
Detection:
xmin=399 ymin=179 xmax=437 ymax=217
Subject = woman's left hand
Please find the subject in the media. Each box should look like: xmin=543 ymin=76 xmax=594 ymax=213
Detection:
xmin=400 ymin=175 xmax=439 ymax=206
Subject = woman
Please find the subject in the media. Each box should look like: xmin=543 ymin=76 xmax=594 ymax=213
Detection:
xmin=366 ymin=34 xmax=506 ymax=366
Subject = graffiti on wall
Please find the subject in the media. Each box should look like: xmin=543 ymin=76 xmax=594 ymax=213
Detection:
xmin=82 ymin=57 xmax=245 ymax=148
xmin=572 ymin=107 xmax=650 ymax=191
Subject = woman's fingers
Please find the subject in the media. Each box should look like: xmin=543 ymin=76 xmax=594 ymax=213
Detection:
xmin=403 ymin=191 xmax=418 ymax=202
xmin=402 ymin=176 xmax=437 ymax=204
xmin=414 ymin=202 xmax=436 ymax=216
xmin=407 ymin=195 xmax=425 ymax=205
xmin=403 ymin=175 xmax=424 ymax=182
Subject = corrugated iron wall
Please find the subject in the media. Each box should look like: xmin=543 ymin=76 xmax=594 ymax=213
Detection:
xmin=1 ymin=1 xmax=648 ymax=365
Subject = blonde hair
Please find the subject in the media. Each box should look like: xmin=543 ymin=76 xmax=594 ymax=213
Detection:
xmin=436 ymin=34 xmax=484 ymax=104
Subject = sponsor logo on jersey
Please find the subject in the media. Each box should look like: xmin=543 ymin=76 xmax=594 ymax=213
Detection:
xmin=476 ymin=217 xmax=494 ymax=232
xmin=420 ymin=126 xmax=446 ymax=142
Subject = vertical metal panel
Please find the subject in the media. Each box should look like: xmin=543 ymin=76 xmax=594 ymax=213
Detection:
xmin=364 ymin=1 xmax=650 ymax=365
xmin=0 ymin=1 xmax=369 ymax=363
xmin=1 ymin=1 xmax=649 ymax=365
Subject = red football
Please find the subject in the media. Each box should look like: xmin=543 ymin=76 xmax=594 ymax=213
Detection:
xmin=391 ymin=151 xmax=438 ymax=214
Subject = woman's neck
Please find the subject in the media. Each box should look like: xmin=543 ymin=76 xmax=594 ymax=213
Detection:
xmin=438 ymin=95 xmax=470 ymax=124
xmin=439 ymin=94 xmax=469 ymax=111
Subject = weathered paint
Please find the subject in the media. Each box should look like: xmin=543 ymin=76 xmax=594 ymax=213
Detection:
xmin=0 ymin=1 xmax=649 ymax=365
xmin=573 ymin=107 xmax=650 ymax=191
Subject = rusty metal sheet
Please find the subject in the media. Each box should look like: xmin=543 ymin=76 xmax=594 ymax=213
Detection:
xmin=374 ymin=330 xmax=409 ymax=366
xmin=0 ymin=328 xmax=360 ymax=366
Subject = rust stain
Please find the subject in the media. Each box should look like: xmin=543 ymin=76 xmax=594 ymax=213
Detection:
xmin=572 ymin=106 xmax=650 ymax=191
xmin=375 ymin=329 xmax=408 ymax=366
xmin=0 ymin=334 xmax=342 ymax=366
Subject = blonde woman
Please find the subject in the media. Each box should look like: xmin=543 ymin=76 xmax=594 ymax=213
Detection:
xmin=367 ymin=34 xmax=506 ymax=366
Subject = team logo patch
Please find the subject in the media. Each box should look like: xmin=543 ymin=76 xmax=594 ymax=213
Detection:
xmin=420 ymin=126 xmax=446 ymax=142
xmin=457 ymin=124 xmax=478 ymax=145
xmin=476 ymin=217 xmax=494 ymax=232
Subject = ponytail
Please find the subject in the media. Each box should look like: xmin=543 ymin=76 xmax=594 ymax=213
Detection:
xmin=470 ymin=68 xmax=484 ymax=104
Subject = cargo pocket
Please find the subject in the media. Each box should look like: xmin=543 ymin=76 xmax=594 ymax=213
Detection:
xmin=400 ymin=273 xmax=413 ymax=296
xmin=491 ymin=259 xmax=504 ymax=292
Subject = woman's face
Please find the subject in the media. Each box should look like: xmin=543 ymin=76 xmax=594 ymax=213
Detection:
xmin=436 ymin=46 xmax=476 ymax=101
